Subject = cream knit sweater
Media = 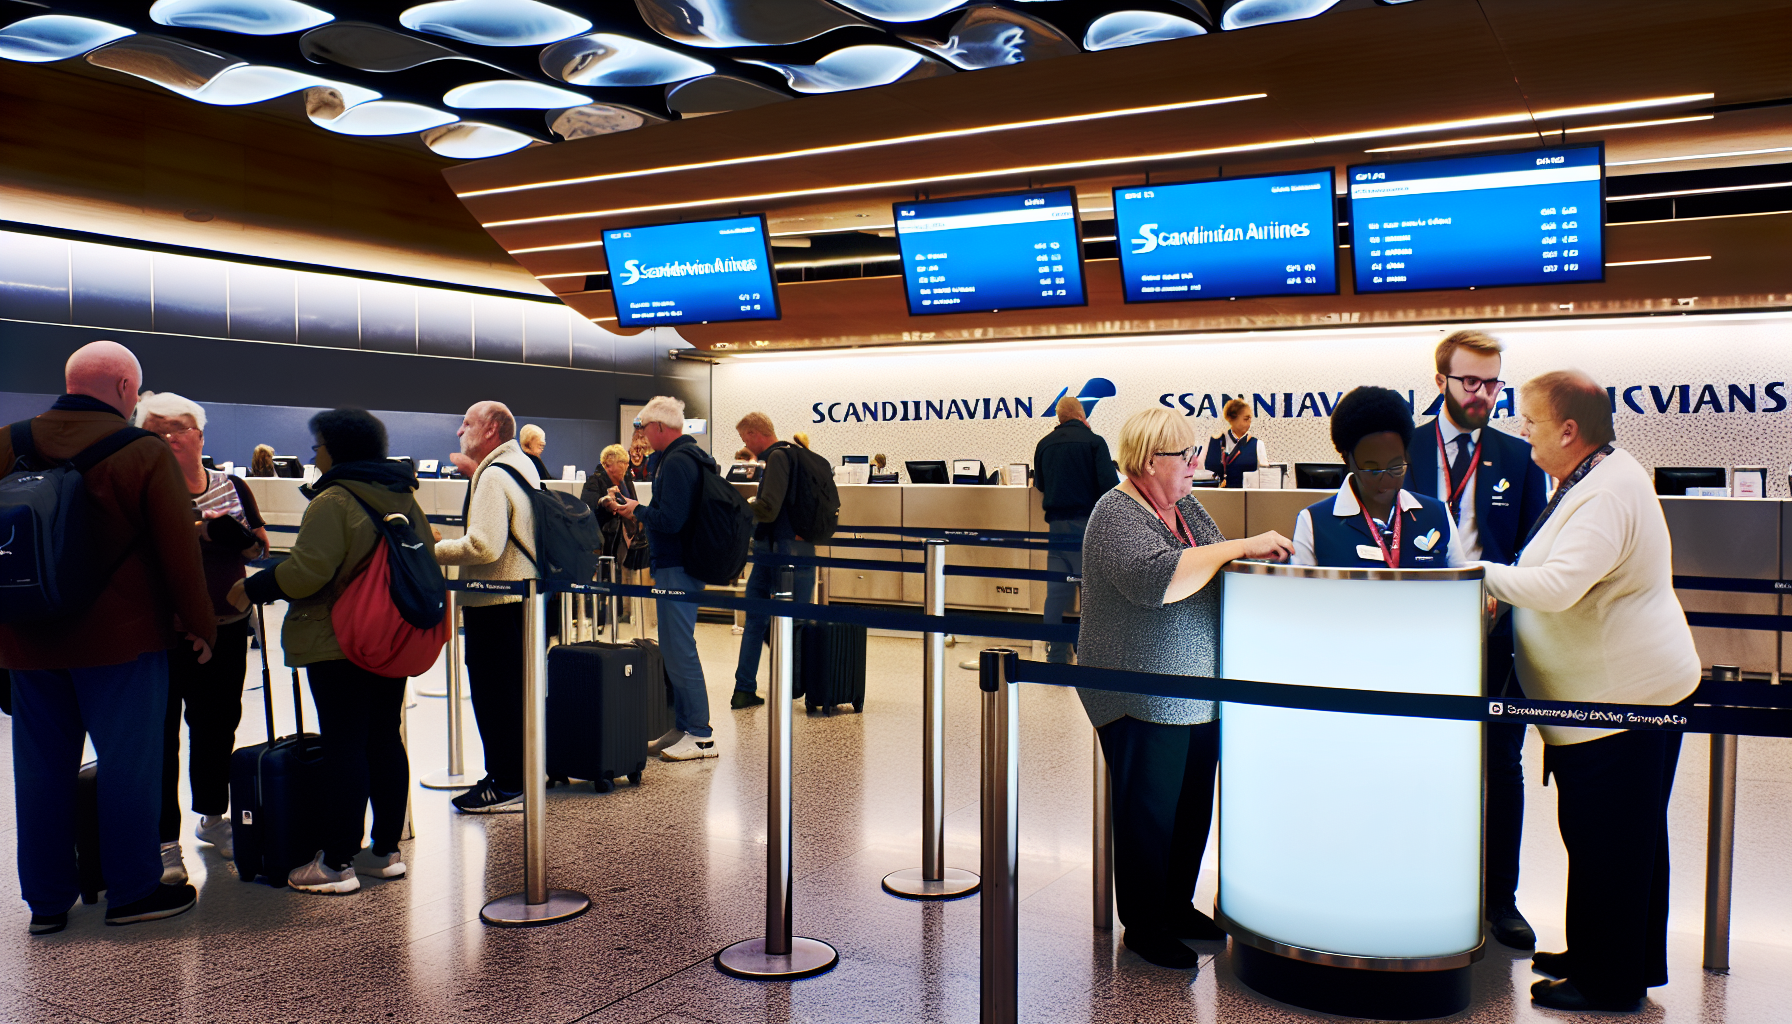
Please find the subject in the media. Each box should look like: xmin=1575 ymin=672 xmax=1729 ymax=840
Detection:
xmin=433 ymin=439 xmax=540 ymax=607
xmin=1479 ymin=448 xmax=1699 ymax=744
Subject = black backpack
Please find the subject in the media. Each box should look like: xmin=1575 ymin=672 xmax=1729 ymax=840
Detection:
xmin=487 ymin=462 xmax=604 ymax=584
xmin=673 ymin=448 xmax=754 ymax=586
xmin=776 ymin=443 xmax=840 ymax=542
xmin=0 ymin=421 xmax=157 ymax=623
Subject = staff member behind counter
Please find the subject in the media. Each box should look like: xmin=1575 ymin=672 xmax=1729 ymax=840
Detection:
xmin=1075 ymin=406 xmax=1292 ymax=970
xmin=1203 ymin=398 xmax=1268 ymax=488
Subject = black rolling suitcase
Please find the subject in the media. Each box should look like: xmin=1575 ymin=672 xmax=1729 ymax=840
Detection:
xmin=230 ymin=608 xmax=324 ymax=886
xmin=795 ymin=620 xmax=867 ymax=714
xmin=631 ymin=637 xmax=677 ymax=743
xmin=545 ymin=642 xmax=650 ymax=791
xmin=75 ymin=761 xmax=103 ymax=904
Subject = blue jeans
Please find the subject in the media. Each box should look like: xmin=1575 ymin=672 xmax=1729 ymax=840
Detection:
xmin=13 ymin=651 xmax=170 ymax=914
xmin=654 ymin=565 xmax=712 ymax=739
xmin=734 ymin=539 xmax=817 ymax=693
xmin=1043 ymin=518 xmax=1086 ymax=664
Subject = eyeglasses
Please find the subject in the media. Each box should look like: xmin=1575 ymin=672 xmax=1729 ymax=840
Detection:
xmin=1355 ymin=462 xmax=1409 ymax=480
xmin=1153 ymin=448 xmax=1197 ymax=465
xmin=1445 ymin=374 xmax=1505 ymax=395
xmin=631 ymin=417 xmax=645 ymax=429
xmin=311 ymin=443 xmax=326 ymax=454
xmin=157 ymin=425 xmax=199 ymax=440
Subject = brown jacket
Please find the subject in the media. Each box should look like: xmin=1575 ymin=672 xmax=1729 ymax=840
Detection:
xmin=0 ymin=408 xmax=217 ymax=670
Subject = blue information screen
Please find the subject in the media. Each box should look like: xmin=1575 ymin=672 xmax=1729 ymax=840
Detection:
xmin=893 ymin=189 xmax=1085 ymax=315
xmin=1112 ymin=170 xmax=1337 ymax=302
xmin=1349 ymin=145 xmax=1604 ymax=292
xmin=602 ymin=214 xmax=780 ymax=327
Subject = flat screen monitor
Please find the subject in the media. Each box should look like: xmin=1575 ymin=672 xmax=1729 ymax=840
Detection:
xmin=841 ymin=455 xmax=870 ymax=465
xmin=272 ymin=456 xmax=303 ymax=478
xmin=1295 ymin=463 xmax=1346 ymax=490
xmin=1113 ymin=169 xmax=1338 ymax=302
xmin=602 ymin=214 xmax=780 ymax=327
xmin=1654 ymin=467 xmax=1727 ymax=496
xmin=893 ymin=187 xmax=1086 ymax=315
xmin=1348 ymin=144 xmax=1604 ymax=293
xmin=906 ymin=460 xmax=949 ymax=485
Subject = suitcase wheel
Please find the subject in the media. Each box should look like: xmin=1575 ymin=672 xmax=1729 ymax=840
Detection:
xmin=853 ymin=702 xmax=864 ymax=713
xmin=593 ymin=778 xmax=615 ymax=794
xmin=628 ymin=771 xmax=643 ymax=786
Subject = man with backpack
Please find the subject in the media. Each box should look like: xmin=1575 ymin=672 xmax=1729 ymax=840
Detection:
xmin=728 ymin=413 xmax=836 ymax=709
xmin=433 ymin=401 xmax=541 ymax=811
xmin=0 ymin=340 xmax=214 ymax=934
xmin=602 ymin=396 xmax=728 ymax=762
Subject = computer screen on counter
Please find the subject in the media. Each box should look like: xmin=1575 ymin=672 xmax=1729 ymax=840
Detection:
xmin=1348 ymin=144 xmax=1604 ymax=293
xmin=602 ymin=214 xmax=780 ymax=327
xmin=906 ymin=460 xmax=949 ymax=484
xmin=1112 ymin=169 xmax=1338 ymax=302
xmin=893 ymin=188 xmax=1087 ymax=316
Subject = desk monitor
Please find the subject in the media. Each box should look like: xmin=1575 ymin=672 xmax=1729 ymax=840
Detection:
xmin=417 ymin=459 xmax=440 ymax=476
xmin=388 ymin=456 xmax=415 ymax=474
xmin=893 ymin=187 xmax=1086 ymax=315
xmin=1295 ymin=463 xmax=1346 ymax=490
xmin=601 ymin=213 xmax=780 ymax=327
xmin=201 ymin=455 xmax=216 ymax=470
xmin=841 ymin=454 xmax=870 ymax=465
xmin=1654 ymin=466 xmax=1727 ymax=496
xmin=272 ymin=456 xmax=303 ymax=478
xmin=726 ymin=463 xmax=761 ymax=482
xmin=906 ymin=460 xmax=949 ymax=485
xmin=951 ymin=459 xmax=986 ymax=485
xmin=868 ymin=472 xmax=901 ymax=484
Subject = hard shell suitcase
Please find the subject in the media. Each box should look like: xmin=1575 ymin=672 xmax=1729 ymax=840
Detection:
xmin=631 ymin=637 xmax=677 ymax=743
xmin=795 ymin=620 xmax=867 ymax=714
xmin=545 ymin=641 xmax=649 ymax=791
xmin=230 ymin=607 xmax=324 ymax=886
xmin=74 ymin=760 xmax=103 ymax=904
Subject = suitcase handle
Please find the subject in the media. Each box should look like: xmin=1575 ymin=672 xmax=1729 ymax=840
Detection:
xmin=252 ymin=603 xmax=307 ymax=740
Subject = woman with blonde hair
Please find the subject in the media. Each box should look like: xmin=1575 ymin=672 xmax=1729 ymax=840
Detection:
xmin=250 ymin=444 xmax=276 ymax=477
xmin=1076 ymin=405 xmax=1291 ymax=969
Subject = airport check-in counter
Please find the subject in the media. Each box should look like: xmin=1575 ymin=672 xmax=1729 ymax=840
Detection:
xmin=245 ymin=475 xmax=586 ymax=552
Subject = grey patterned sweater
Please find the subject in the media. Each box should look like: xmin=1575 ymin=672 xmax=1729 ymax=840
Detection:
xmin=1076 ymin=488 xmax=1225 ymax=727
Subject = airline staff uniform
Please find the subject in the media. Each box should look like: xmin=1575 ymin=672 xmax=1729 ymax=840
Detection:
xmin=1291 ymin=480 xmax=1462 ymax=570
xmin=1202 ymin=431 xmax=1267 ymax=488
xmin=1407 ymin=416 xmax=1549 ymax=928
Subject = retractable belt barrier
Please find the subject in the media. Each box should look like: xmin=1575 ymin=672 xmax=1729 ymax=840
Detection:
xmin=740 ymin=551 xmax=1076 ymax=585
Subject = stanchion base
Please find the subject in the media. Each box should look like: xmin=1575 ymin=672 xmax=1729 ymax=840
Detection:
xmin=415 ymin=687 xmax=448 ymax=698
xmin=881 ymin=867 xmax=981 ymax=901
xmin=420 ymin=769 xmax=476 ymax=790
xmin=716 ymin=936 xmax=838 ymax=980
xmin=1231 ymin=943 xmax=1470 ymax=1020
xmin=480 ymin=889 xmax=591 ymax=928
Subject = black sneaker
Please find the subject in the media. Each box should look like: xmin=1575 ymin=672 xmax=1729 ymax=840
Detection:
xmin=105 ymin=883 xmax=197 ymax=926
xmin=28 ymin=912 xmax=67 ymax=936
xmin=452 ymin=778 xmax=523 ymax=814
xmin=731 ymin=691 xmax=765 ymax=709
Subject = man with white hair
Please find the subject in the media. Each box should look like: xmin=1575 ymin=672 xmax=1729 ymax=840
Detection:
xmin=434 ymin=400 xmax=541 ymax=812
xmin=0 ymin=340 xmax=214 ymax=934
xmin=604 ymin=396 xmax=717 ymax=761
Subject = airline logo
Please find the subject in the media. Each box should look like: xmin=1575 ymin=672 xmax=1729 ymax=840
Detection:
xmin=1132 ymin=220 xmax=1312 ymax=254
xmin=618 ymin=255 xmax=761 ymax=287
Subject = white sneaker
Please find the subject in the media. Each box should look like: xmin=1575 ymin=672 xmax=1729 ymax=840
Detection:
xmin=648 ymin=728 xmax=684 ymax=754
xmin=159 ymin=841 xmax=188 ymax=884
xmin=287 ymin=851 xmax=360 ymax=894
xmin=354 ymin=848 xmax=406 ymax=880
xmin=659 ymin=735 xmax=718 ymax=761
xmin=195 ymin=814 xmax=233 ymax=860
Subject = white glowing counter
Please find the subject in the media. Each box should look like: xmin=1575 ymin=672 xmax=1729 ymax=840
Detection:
xmin=1217 ymin=561 xmax=1484 ymax=1020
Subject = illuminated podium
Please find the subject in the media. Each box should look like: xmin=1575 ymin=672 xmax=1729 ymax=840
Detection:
xmin=1218 ymin=563 xmax=1485 ymax=1020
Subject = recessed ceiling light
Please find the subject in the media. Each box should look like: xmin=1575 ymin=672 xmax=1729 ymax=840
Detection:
xmin=1363 ymin=115 xmax=1712 ymax=153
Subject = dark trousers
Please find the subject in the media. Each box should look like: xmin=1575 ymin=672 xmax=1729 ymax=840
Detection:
xmin=160 ymin=618 xmax=249 ymax=841
xmin=1042 ymin=519 xmax=1085 ymax=664
xmin=1098 ymin=716 xmax=1219 ymax=936
xmin=733 ymin=539 xmax=816 ymax=693
xmin=1483 ymin=630 xmax=1525 ymax=913
xmin=462 ymin=601 xmax=525 ymax=793
xmin=12 ymin=652 xmax=169 ymax=913
xmin=1544 ymin=729 xmax=1681 ymax=1004
xmin=305 ymin=659 xmax=409 ymax=867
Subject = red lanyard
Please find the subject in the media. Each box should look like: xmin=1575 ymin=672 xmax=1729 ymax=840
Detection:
xmin=1138 ymin=487 xmax=1195 ymax=548
xmin=1221 ymin=434 xmax=1250 ymax=469
xmin=1359 ymin=496 xmax=1404 ymax=568
xmin=1438 ymin=421 xmax=1481 ymax=513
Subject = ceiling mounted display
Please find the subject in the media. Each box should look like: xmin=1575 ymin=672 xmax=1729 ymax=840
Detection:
xmin=601 ymin=214 xmax=781 ymax=327
xmin=893 ymin=187 xmax=1087 ymax=316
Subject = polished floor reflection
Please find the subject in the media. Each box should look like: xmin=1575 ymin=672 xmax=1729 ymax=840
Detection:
xmin=1 ymin=614 xmax=1788 ymax=1022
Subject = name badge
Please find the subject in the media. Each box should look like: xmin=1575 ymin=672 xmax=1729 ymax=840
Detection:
xmin=1356 ymin=544 xmax=1385 ymax=561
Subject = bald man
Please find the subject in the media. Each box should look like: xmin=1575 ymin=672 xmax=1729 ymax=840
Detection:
xmin=0 ymin=340 xmax=215 ymax=933
xmin=1032 ymin=394 xmax=1118 ymax=663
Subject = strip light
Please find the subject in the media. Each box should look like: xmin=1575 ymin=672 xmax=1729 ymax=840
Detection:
xmin=481 ymin=93 xmax=1713 ymax=232
xmin=1612 ymin=146 xmax=1792 ymax=167
xmin=458 ymin=94 xmax=1269 ymax=199
xmin=1364 ymin=115 xmax=1713 ymax=153
xmin=511 ymin=240 xmax=605 ymax=254
xmin=1612 ymin=179 xmax=1792 ymax=201
xmin=1605 ymin=255 xmax=1711 ymax=266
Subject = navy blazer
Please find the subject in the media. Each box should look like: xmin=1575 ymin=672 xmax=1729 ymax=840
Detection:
xmin=1297 ymin=488 xmax=1459 ymax=569
xmin=1407 ymin=418 xmax=1549 ymax=566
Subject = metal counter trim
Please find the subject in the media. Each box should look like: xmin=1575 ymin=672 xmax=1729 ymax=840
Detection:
xmin=1214 ymin=908 xmax=1486 ymax=972
xmin=1225 ymin=562 xmax=1486 ymax=582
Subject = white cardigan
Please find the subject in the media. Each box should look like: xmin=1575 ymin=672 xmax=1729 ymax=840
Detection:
xmin=433 ymin=440 xmax=540 ymax=607
xmin=1479 ymin=448 xmax=1698 ymax=744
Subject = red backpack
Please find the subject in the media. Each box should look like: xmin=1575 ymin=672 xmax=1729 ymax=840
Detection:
xmin=331 ymin=495 xmax=448 ymax=678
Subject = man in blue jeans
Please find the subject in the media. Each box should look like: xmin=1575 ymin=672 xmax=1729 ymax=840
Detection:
xmin=605 ymin=396 xmax=717 ymax=762
xmin=1033 ymin=394 xmax=1118 ymax=663
xmin=729 ymin=413 xmax=817 ymax=709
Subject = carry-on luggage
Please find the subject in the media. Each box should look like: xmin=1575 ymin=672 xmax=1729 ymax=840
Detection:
xmin=795 ymin=620 xmax=867 ymax=714
xmin=230 ymin=607 xmax=324 ymax=886
xmin=74 ymin=760 xmax=103 ymax=904
xmin=545 ymin=641 xmax=650 ymax=791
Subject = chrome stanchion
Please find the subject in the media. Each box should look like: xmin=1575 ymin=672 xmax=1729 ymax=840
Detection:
xmin=557 ymin=589 xmax=574 ymax=648
xmin=886 ymin=539 xmax=980 ymax=900
xmin=421 ymin=591 xmax=474 ymax=790
xmin=717 ymin=567 xmax=839 ymax=980
xmin=1705 ymin=666 xmax=1740 ymax=971
xmin=482 ymin=579 xmax=591 ymax=927
xmin=981 ymin=647 xmax=1019 ymax=1024
xmin=1093 ymin=730 xmax=1113 ymax=931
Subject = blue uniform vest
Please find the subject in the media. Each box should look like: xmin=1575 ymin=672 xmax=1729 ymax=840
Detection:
xmin=1303 ymin=490 xmax=1456 ymax=568
xmin=1203 ymin=434 xmax=1258 ymax=488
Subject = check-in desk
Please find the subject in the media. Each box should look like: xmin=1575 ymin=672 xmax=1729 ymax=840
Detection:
xmin=1218 ymin=562 xmax=1486 ymax=1020
xmin=1661 ymin=496 xmax=1785 ymax=679
xmin=243 ymin=475 xmax=585 ymax=551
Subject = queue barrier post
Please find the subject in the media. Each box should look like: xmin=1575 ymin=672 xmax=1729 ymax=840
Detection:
xmin=717 ymin=567 xmax=839 ymax=980
xmin=1704 ymin=666 xmax=1741 ymax=971
xmin=481 ymin=579 xmax=591 ymax=927
xmin=1093 ymin=729 xmax=1114 ymax=931
xmin=420 ymin=589 xmax=474 ymax=790
xmin=980 ymin=648 xmax=1019 ymax=1024
xmin=884 ymin=540 xmax=981 ymax=901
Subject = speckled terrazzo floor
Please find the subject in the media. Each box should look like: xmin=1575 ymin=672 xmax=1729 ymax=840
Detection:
xmin=2 ymin=613 xmax=1789 ymax=1023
